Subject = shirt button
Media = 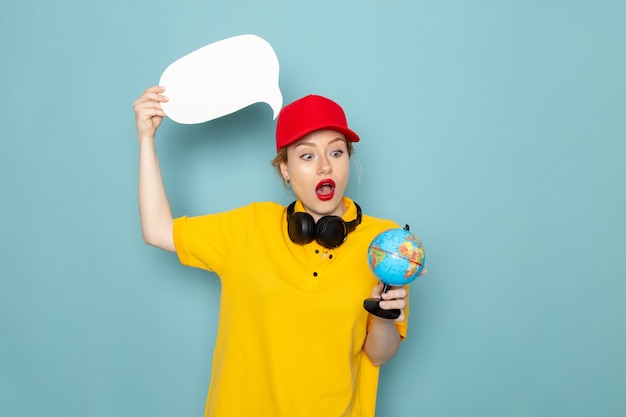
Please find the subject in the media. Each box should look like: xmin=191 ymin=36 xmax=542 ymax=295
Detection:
xmin=313 ymin=272 xmax=318 ymax=277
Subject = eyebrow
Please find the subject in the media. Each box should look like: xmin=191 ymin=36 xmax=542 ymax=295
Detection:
xmin=294 ymin=137 xmax=347 ymax=149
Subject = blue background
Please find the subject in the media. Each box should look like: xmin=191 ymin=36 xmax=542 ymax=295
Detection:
xmin=1 ymin=1 xmax=625 ymax=416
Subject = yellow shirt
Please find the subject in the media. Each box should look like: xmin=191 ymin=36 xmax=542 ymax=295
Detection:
xmin=173 ymin=198 xmax=407 ymax=417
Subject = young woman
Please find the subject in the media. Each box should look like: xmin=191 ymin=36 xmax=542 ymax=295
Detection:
xmin=133 ymin=86 xmax=410 ymax=417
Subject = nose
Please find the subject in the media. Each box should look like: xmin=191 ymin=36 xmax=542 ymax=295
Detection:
xmin=318 ymin=155 xmax=332 ymax=175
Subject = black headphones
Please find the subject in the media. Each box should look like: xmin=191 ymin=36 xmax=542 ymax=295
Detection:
xmin=286 ymin=201 xmax=362 ymax=248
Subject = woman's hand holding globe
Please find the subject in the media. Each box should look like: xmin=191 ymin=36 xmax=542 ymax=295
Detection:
xmin=364 ymin=226 xmax=426 ymax=320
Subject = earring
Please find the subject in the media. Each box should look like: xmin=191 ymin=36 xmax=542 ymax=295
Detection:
xmin=285 ymin=177 xmax=290 ymax=184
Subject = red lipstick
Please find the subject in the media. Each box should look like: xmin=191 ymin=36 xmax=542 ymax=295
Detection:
xmin=316 ymin=179 xmax=335 ymax=201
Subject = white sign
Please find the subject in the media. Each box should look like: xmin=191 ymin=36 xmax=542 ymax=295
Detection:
xmin=159 ymin=34 xmax=283 ymax=124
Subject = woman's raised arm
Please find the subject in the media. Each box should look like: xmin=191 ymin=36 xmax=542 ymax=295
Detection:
xmin=133 ymin=86 xmax=175 ymax=253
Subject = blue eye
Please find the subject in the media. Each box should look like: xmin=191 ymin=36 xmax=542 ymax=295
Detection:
xmin=331 ymin=150 xmax=344 ymax=158
xmin=300 ymin=153 xmax=313 ymax=161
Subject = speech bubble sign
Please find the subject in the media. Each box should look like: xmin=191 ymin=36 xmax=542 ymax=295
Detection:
xmin=159 ymin=34 xmax=282 ymax=124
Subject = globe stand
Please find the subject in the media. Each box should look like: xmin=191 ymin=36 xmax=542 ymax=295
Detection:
xmin=363 ymin=283 xmax=401 ymax=320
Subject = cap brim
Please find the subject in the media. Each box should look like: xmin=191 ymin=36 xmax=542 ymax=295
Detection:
xmin=287 ymin=125 xmax=360 ymax=147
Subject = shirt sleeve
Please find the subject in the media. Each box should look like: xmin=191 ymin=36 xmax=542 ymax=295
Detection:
xmin=173 ymin=205 xmax=252 ymax=273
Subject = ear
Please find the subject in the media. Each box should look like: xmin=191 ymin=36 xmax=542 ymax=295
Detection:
xmin=279 ymin=161 xmax=289 ymax=179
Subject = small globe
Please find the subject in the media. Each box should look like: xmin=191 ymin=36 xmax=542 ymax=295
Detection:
xmin=368 ymin=228 xmax=425 ymax=286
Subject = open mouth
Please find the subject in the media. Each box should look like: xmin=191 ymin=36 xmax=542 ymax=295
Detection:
xmin=316 ymin=179 xmax=335 ymax=201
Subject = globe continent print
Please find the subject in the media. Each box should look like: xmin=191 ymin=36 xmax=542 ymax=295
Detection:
xmin=368 ymin=228 xmax=425 ymax=286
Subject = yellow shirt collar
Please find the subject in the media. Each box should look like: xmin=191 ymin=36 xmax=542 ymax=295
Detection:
xmin=292 ymin=196 xmax=357 ymax=220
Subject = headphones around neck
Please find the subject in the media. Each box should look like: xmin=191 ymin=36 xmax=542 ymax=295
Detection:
xmin=286 ymin=201 xmax=362 ymax=249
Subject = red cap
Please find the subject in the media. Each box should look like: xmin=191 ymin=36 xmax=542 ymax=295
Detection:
xmin=275 ymin=94 xmax=360 ymax=152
